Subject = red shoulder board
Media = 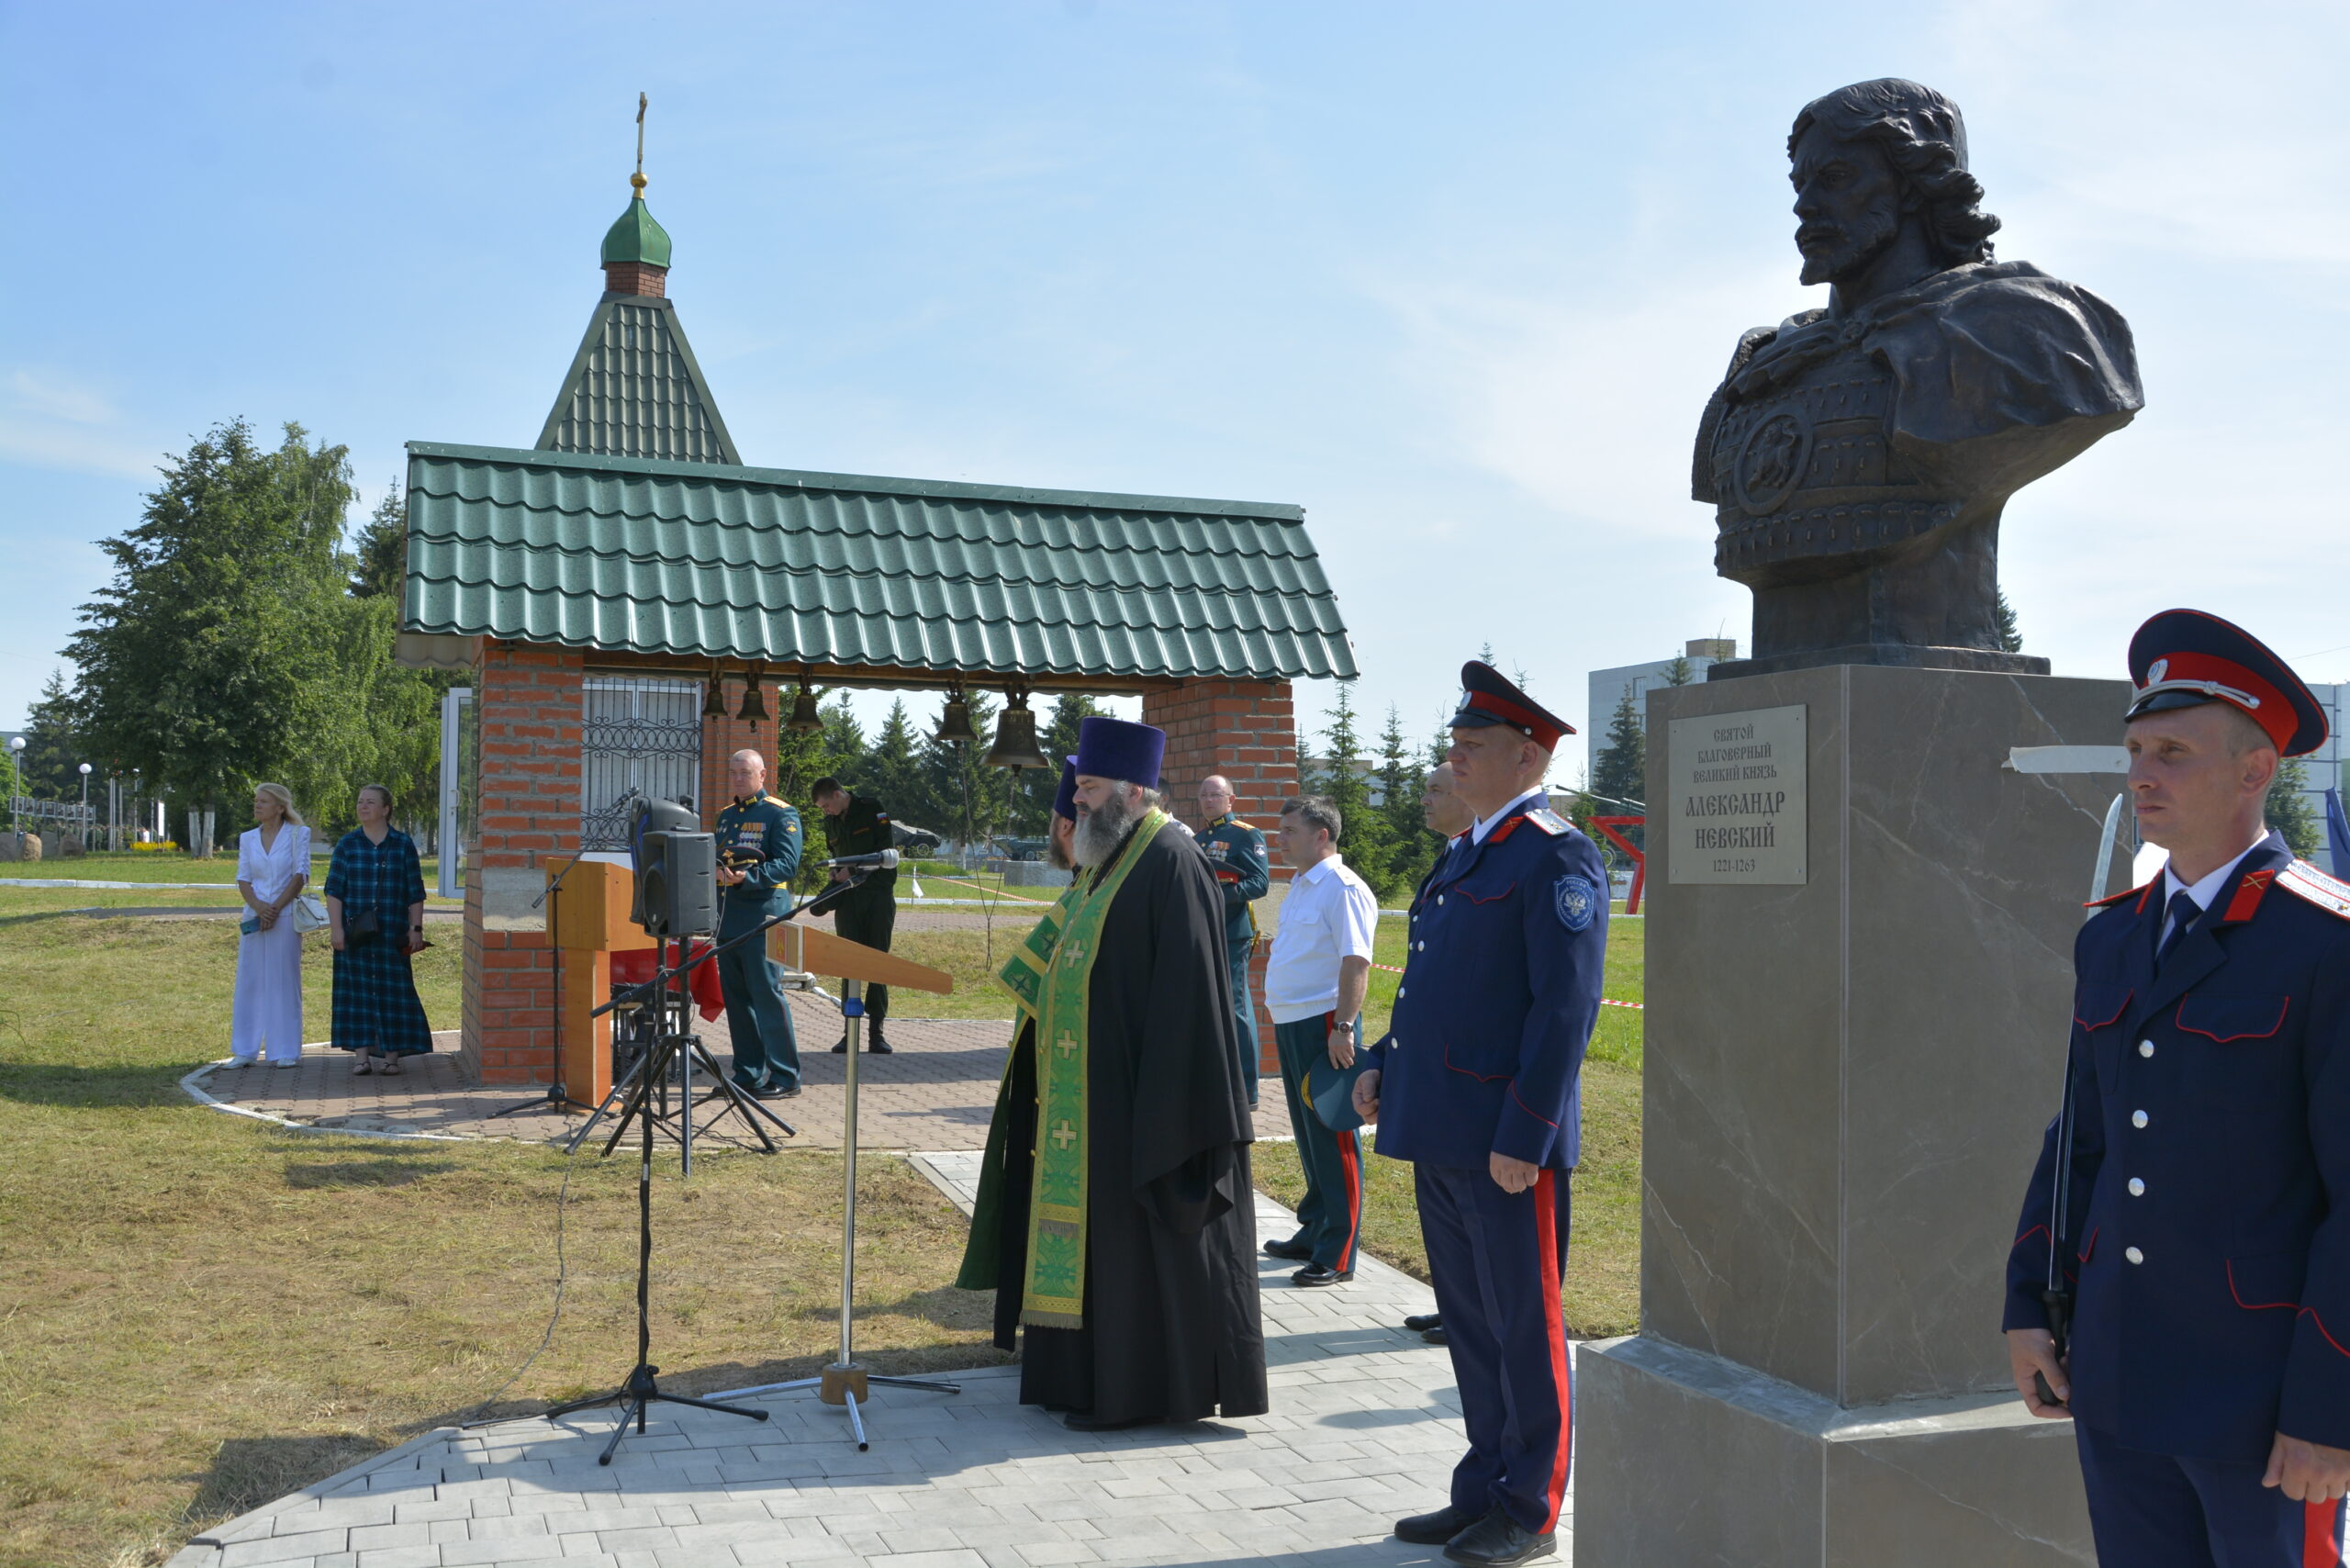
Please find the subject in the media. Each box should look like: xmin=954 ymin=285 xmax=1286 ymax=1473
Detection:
xmin=2221 ymin=867 xmax=2276 ymax=923
xmin=2086 ymin=880 xmax=2154 ymax=910
xmin=2277 ymin=860 xmax=2350 ymax=921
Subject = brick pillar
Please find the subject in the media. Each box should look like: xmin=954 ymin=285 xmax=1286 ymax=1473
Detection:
xmin=699 ymin=672 xmax=781 ymax=828
xmin=1141 ymin=678 xmax=1301 ymax=1069
xmin=460 ymin=640 xmax=585 ymax=1083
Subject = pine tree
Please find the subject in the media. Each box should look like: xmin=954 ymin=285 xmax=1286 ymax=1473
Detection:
xmin=1375 ymin=704 xmax=1431 ymax=901
xmin=1589 ymin=685 xmax=1646 ymax=812
xmin=1995 ymin=589 xmax=2024 ymax=654
xmin=2267 ymin=755 xmax=2320 ymax=857
xmin=864 ymin=700 xmax=926 ymax=828
xmin=18 ymin=672 xmax=83 ymax=798
xmin=917 ymin=689 xmax=1004 ymax=858
xmin=1663 ymin=655 xmax=1694 ymax=687
xmin=1307 ymin=685 xmax=1397 ymax=898
xmin=350 ymin=481 xmax=408 ymax=599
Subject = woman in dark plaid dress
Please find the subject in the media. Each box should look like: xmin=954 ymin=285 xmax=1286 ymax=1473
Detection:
xmin=325 ymin=783 xmax=432 ymax=1075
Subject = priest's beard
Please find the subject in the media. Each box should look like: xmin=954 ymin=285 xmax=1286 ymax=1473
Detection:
xmin=1047 ymin=825 xmax=1077 ymax=871
xmin=1074 ymin=786 xmax=1150 ymax=868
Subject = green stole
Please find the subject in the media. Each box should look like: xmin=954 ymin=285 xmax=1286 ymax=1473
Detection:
xmin=1010 ymin=808 xmax=1168 ymax=1328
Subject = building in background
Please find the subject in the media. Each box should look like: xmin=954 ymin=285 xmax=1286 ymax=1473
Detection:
xmin=1583 ymin=639 xmax=1737 ymax=792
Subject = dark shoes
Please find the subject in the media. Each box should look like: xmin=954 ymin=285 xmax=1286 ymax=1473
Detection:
xmin=1292 ymin=1262 xmax=1352 ymax=1287
xmin=1443 ymin=1511 xmax=1556 ymax=1567
xmin=1262 ymin=1235 xmax=1313 ymax=1261
xmin=832 ymin=1032 xmax=893 ymax=1054
xmin=1063 ymin=1411 xmax=1154 ymax=1432
xmin=1424 ymin=1326 xmax=1449 ymax=1346
xmin=752 ymin=1081 xmax=800 ymax=1100
xmin=1394 ymin=1504 xmax=1489 ymax=1545
xmin=1403 ymin=1312 xmax=1443 ymax=1332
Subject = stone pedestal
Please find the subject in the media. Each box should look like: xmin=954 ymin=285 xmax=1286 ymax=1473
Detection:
xmin=1575 ymin=664 xmax=2131 ymax=1567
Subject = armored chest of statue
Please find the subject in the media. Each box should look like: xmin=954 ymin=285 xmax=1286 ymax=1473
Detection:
xmin=1692 ymin=80 xmax=2143 ymax=678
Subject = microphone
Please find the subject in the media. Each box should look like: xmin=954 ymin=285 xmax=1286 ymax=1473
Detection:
xmin=822 ymin=849 xmax=901 ymax=869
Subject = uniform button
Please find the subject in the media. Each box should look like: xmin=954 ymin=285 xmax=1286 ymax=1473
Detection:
xmin=1397 ymin=988 xmax=1407 ymax=998
xmin=1437 ymin=896 xmax=1445 ymax=906
xmin=2132 ymin=1110 xmax=2149 ymax=1128
xmin=1416 ymin=941 xmax=1424 ymax=951
xmin=2138 ymin=1040 xmax=2154 ymax=1058
xmin=2128 ymin=1178 xmax=2145 ymax=1196
xmin=2125 ymin=1246 xmax=2144 ymax=1265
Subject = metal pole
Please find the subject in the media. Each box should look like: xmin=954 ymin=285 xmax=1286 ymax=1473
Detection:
xmin=839 ymin=977 xmax=863 ymax=1367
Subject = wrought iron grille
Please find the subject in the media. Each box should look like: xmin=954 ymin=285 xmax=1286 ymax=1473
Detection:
xmin=580 ymin=676 xmax=704 ymax=851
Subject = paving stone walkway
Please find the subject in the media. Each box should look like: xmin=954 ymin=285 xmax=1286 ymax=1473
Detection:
xmin=188 ymin=1006 xmax=1295 ymax=1149
xmin=166 ymin=1155 xmax=1578 ymax=1567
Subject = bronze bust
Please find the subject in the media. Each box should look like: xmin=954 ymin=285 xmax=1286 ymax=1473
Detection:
xmin=1695 ymin=79 xmax=2143 ymax=678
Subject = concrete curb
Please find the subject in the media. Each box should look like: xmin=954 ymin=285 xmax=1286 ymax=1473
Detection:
xmin=178 ymin=1050 xmax=477 ymax=1145
xmin=166 ymin=1422 xmax=462 ymax=1565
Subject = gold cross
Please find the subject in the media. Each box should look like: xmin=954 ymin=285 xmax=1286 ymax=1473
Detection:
xmin=1056 ymin=1032 xmax=1079 ymax=1059
xmin=1051 ymin=1120 xmax=1078 ymax=1151
xmin=634 ymin=93 xmax=648 ymax=184
xmin=1059 ymin=939 xmax=1088 ymax=969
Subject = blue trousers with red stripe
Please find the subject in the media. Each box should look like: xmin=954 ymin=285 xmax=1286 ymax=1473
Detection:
xmin=1273 ymin=1016 xmax=1361 ymax=1271
xmin=2076 ymin=1422 xmax=2344 ymax=1568
xmin=1416 ymin=1162 xmax=1572 ymax=1535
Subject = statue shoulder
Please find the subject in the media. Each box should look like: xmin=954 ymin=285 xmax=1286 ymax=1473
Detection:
xmin=1694 ymin=314 xmax=1828 ymax=501
xmin=1871 ymin=261 xmax=2143 ymax=440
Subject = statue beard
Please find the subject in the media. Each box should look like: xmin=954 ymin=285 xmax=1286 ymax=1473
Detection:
xmin=1797 ymin=198 xmax=1903 ymax=288
xmin=1073 ymin=788 xmax=1143 ymax=868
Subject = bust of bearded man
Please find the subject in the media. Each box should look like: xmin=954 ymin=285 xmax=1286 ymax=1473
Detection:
xmin=1694 ymin=78 xmax=2143 ymax=678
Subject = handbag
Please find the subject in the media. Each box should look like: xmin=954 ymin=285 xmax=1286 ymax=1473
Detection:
xmin=289 ymin=894 xmax=329 ymax=934
xmin=347 ymin=908 xmax=381 ymax=946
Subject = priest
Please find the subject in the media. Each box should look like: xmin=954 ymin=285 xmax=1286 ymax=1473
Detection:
xmin=958 ymin=718 xmax=1268 ymax=1429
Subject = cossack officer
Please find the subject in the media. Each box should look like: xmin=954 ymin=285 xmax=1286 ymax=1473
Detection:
xmin=1195 ymin=775 xmax=1270 ymax=1105
xmin=712 ymin=747 xmax=804 ymax=1099
xmin=2005 ymin=609 xmax=2348 ymax=1566
xmin=1356 ymin=662 xmax=1606 ymax=1568
xmin=813 ymin=776 xmax=898 ymax=1055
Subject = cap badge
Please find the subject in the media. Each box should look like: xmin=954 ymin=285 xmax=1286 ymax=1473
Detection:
xmin=2146 ymin=658 xmax=2168 ymax=685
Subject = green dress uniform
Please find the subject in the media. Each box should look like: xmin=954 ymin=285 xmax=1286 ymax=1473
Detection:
xmin=713 ymin=790 xmax=803 ymax=1092
xmin=822 ymin=793 xmax=899 ymax=1034
xmin=1195 ymin=811 xmax=1270 ymax=1104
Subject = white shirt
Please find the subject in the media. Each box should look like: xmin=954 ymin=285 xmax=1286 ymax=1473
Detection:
xmin=2158 ymin=832 xmax=2272 ymax=942
xmin=1471 ymin=787 xmax=1548 ymax=846
xmin=1264 ymin=852 xmax=1380 ymax=1025
xmin=238 ymin=823 xmax=312 ymax=904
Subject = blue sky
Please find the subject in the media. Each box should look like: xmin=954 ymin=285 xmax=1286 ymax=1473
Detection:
xmin=6 ymin=0 xmax=2347 ymax=763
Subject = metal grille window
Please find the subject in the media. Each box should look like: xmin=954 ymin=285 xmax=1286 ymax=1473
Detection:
xmin=581 ymin=676 xmax=704 ymax=851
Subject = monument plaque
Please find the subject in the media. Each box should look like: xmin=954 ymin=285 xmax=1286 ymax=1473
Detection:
xmin=1667 ymin=703 xmax=1806 ymax=885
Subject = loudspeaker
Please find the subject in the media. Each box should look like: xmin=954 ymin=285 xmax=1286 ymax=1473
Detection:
xmin=630 ymin=798 xmax=717 ymax=936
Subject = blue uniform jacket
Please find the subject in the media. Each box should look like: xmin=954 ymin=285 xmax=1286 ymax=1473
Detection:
xmin=1365 ymin=796 xmax=1607 ymax=1170
xmin=2005 ymin=834 xmax=2350 ymax=1462
xmin=1195 ymin=813 xmax=1270 ymax=946
xmin=713 ymin=793 xmax=803 ymax=924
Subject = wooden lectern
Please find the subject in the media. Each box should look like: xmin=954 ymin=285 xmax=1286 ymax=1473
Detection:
xmin=544 ymin=858 xmax=653 ymax=1107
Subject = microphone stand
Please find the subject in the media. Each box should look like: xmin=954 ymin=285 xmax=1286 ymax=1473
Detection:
xmin=487 ymin=853 xmax=599 ymax=1121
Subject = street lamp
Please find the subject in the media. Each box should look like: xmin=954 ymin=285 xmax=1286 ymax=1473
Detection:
xmin=78 ymin=762 xmax=92 ymax=850
xmin=7 ymin=735 xmax=22 ymax=841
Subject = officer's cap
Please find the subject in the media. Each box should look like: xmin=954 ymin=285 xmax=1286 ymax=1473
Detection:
xmin=1450 ymin=661 xmax=1573 ymax=753
xmin=2124 ymin=608 xmax=2327 ymax=757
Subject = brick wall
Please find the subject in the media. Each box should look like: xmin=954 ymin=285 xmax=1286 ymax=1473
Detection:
xmin=603 ymin=261 xmax=668 ymax=297
xmin=1142 ymin=678 xmax=1300 ymax=1065
xmin=461 ymin=641 xmax=585 ymax=1083
xmin=698 ymin=673 xmax=779 ymax=827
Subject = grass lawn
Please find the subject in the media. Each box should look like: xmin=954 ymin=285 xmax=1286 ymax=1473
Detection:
xmin=0 ymin=917 xmax=1003 ymax=1568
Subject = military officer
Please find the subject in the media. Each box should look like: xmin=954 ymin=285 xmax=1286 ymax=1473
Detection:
xmin=712 ymin=748 xmax=804 ymax=1099
xmin=2005 ymin=610 xmax=2349 ymax=1566
xmin=812 ymin=776 xmax=898 ymax=1055
xmin=1355 ymin=663 xmax=1605 ymax=1568
xmin=1195 ymin=775 xmax=1270 ymax=1106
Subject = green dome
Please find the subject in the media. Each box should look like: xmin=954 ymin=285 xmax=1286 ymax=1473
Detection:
xmin=601 ymin=190 xmax=673 ymax=268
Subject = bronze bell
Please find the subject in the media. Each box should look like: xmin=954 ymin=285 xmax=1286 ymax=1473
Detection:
xmin=699 ymin=666 xmax=729 ymax=719
xmin=736 ymin=663 xmax=770 ymax=728
xmin=983 ymin=689 xmax=1051 ymax=769
xmin=787 ymin=683 xmax=823 ymax=734
xmin=935 ymin=689 xmax=979 ymax=745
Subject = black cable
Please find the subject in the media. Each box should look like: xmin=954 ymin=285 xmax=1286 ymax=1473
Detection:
xmin=456 ymin=1102 xmax=581 ymax=1427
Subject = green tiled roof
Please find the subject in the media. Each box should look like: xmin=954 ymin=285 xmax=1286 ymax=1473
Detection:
xmin=534 ymin=297 xmax=741 ymax=465
xmin=400 ymin=442 xmax=1357 ymax=683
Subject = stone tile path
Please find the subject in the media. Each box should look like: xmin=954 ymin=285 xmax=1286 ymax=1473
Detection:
xmin=189 ymin=1004 xmax=1296 ymax=1149
xmin=167 ymin=1155 xmax=1577 ymax=1568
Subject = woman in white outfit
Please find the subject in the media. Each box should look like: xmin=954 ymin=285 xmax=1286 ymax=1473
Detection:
xmin=231 ymin=782 xmax=312 ymax=1068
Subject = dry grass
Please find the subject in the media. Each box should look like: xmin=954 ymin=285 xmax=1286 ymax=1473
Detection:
xmin=0 ymin=915 xmax=1003 ymax=1568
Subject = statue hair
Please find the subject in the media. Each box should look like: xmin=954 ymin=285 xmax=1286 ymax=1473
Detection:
xmin=1792 ymin=78 xmax=2001 ymax=267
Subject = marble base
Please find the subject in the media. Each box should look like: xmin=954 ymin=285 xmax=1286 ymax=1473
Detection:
xmin=1707 ymin=644 xmax=2051 ymax=679
xmin=1574 ymin=1336 xmax=2094 ymax=1567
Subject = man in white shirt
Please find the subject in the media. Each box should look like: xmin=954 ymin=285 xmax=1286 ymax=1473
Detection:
xmin=1260 ymin=794 xmax=1381 ymax=1287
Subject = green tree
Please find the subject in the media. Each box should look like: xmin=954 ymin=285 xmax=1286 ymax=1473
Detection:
xmin=1995 ymin=589 xmax=2023 ymax=654
xmin=18 ymin=672 xmax=84 ymax=797
xmin=350 ymin=481 xmax=408 ymax=599
xmin=63 ymin=421 xmax=362 ymax=854
xmin=1006 ymin=692 xmax=1102 ymax=833
xmin=1304 ymin=684 xmax=1398 ymax=898
xmin=860 ymin=700 xmax=927 ymax=830
xmin=1662 ymin=654 xmax=1695 ymax=687
xmin=1374 ymin=704 xmax=1432 ymax=901
xmin=2267 ymin=755 xmax=2320 ymax=857
xmin=1589 ymin=684 xmax=1646 ymax=812
xmin=917 ymin=689 xmax=1005 ymax=857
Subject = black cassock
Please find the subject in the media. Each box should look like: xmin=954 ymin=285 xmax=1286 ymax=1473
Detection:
xmin=962 ymin=817 xmax=1268 ymax=1424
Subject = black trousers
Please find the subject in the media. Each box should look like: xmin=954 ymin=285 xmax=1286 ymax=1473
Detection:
xmin=832 ymin=890 xmax=897 ymax=1025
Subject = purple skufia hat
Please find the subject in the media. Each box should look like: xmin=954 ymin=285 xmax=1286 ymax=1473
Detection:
xmin=1052 ymin=757 xmax=1080 ymax=823
xmin=1073 ymin=716 xmax=1167 ymax=790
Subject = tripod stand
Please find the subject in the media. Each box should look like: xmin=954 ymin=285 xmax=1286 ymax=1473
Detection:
xmin=543 ymin=952 xmax=773 ymax=1462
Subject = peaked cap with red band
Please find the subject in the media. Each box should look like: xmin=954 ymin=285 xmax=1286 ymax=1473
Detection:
xmin=1450 ymin=661 xmax=1573 ymax=752
xmin=2125 ymin=608 xmax=2327 ymax=757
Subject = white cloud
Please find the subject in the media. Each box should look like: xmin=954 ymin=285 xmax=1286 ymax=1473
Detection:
xmin=0 ymin=370 xmax=161 ymax=479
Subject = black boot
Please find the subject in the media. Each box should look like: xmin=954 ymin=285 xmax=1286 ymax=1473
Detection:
xmin=1443 ymin=1510 xmax=1555 ymax=1567
xmin=867 ymin=1027 xmax=892 ymax=1054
